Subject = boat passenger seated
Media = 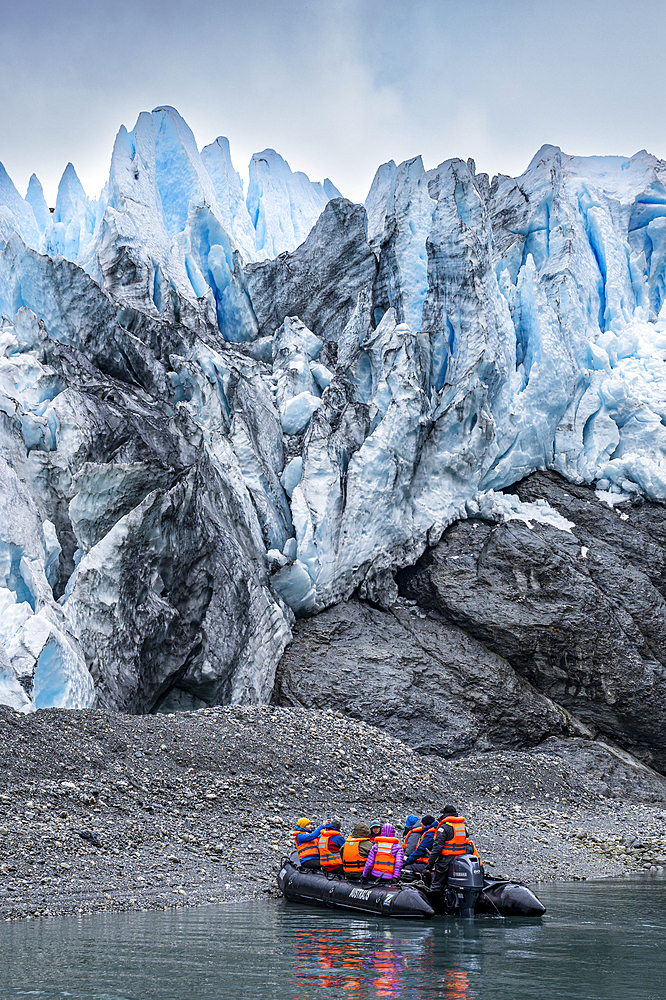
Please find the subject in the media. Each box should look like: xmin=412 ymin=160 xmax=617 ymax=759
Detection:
xmin=293 ymin=817 xmax=325 ymax=870
xmin=402 ymin=815 xmax=424 ymax=856
xmin=341 ymin=823 xmax=374 ymax=879
xmin=318 ymin=819 xmax=346 ymax=875
xmin=369 ymin=820 xmax=382 ymax=839
xmin=362 ymin=823 xmax=403 ymax=881
xmin=401 ymin=813 xmax=419 ymax=840
xmin=403 ymin=814 xmax=437 ymax=873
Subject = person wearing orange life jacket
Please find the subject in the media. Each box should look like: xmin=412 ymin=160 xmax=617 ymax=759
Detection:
xmin=318 ymin=819 xmax=346 ymax=875
xmin=293 ymin=817 xmax=325 ymax=870
xmin=362 ymin=823 xmax=404 ymax=880
xmin=402 ymin=819 xmax=424 ymax=856
xmin=401 ymin=814 xmax=419 ymax=841
xmin=427 ymin=806 xmax=481 ymax=893
xmin=403 ymin=814 xmax=437 ymax=872
xmin=401 ymin=814 xmax=419 ymax=850
xmin=341 ymin=822 xmax=374 ymax=878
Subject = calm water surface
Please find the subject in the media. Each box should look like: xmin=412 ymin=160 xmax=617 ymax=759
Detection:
xmin=1 ymin=876 xmax=665 ymax=1000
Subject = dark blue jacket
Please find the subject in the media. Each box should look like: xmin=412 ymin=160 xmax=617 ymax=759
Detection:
xmin=406 ymin=827 xmax=436 ymax=864
xmin=294 ymin=823 xmax=324 ymax=846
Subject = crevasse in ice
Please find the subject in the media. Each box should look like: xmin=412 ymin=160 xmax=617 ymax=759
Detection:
xmin=1 ymin=111 xmax=666 ymax=709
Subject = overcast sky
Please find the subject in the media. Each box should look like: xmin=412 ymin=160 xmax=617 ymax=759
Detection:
xmin=1 ymin=0 xmax=665 ymax=206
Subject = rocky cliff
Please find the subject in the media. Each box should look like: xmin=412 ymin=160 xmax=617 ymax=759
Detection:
xmin=276 ymin=472 xmax=666 ymax=772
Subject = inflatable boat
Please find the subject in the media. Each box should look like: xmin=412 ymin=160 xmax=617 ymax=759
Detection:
xmin=277 ymin=853 xmax=546 ymax=920
xmin=474 ymin=877 xmax=546 ymax=917
xmin=277 ymin=856 xmax=435 ymax=919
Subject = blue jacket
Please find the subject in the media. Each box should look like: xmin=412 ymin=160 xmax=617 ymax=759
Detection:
xmin=406 ymin=827 xmax=436 ymax=864
xmin=294 ymin=823 xmax=324 ymax=846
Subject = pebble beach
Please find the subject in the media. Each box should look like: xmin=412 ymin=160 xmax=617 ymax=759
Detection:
xmin=1 ymin=705 xmax=665 ymax=920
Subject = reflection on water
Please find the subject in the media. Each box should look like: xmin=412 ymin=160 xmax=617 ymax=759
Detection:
xmin=0 ymin=875 xmax=665 ymax=1000
xmin=290 ymin=923 xmax=475 ymax=999
xmin=292 ymin=925 xmax=428 ymax=998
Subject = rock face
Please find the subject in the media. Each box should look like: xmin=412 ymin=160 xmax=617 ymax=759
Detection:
xmin=273 ymin=598 xmax=586 ymax=756
xmin=398 ymin=472 xmax=666 ymax=771
xmin=537 ymin=737 xmax=666 ymax=805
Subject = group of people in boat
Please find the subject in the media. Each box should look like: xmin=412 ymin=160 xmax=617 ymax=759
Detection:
xmin=293 ymin=806 xmax=480 ymax=891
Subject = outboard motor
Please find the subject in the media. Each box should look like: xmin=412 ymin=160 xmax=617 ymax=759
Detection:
xmin=445 ymin=855 xmax=484 ymax=918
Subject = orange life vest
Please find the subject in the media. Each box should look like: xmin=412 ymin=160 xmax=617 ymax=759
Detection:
xmin=342 ymin=837 xmax=370 ymax=875
xmin=293 ymin=829 xmax=319 ymax=864
xmin=467 ymin=839 xmax=481 ymax=861
xmin=402 ymin=825 xmax=423 ymax=853
xmin=318 ymin=829 xmax=343 ymax=870
xmin=412 ymin=824 xmax=437 ymax=861
xmin=372 ymin=835 xmax=399 ymax=876
xmin=436 ymin=815 xmax=475 ymax=857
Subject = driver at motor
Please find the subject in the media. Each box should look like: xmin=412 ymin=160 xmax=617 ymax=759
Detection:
xmin=426 ymin=805 xmax=480 ymax=893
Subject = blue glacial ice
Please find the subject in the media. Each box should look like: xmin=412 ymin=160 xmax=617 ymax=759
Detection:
xmin=2 ymin=110 xmax=666 ymax=704
xmin=246 ymin=147 xmax=342 ymax=259
xmin=25 ymin=174 xmax=52 ymax=234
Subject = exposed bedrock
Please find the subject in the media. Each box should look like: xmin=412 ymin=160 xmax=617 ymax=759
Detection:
xmin=273 ymin=597 xmax=587 ymax=756
xmin=397 ymin=472 xmax=666 ymax=772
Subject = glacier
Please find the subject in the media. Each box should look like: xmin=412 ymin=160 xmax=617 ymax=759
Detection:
xmin=2 ymin=107 xmax=666 ymax=728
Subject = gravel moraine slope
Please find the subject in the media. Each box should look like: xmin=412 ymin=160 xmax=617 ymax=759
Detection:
xmin=1 ymin=705 xmax=665 ymax=920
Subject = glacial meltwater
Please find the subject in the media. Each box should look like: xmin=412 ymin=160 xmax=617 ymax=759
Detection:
xmin=1 ymin=876 xmax=664 ymax=1000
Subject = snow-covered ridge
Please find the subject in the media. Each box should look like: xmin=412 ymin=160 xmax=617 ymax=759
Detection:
xmin=2 ymin=109 xmax=666 ymax=713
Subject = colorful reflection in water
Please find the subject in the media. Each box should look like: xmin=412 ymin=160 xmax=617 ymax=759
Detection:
xmin=291 ymin=923 xmax=472 ymax=999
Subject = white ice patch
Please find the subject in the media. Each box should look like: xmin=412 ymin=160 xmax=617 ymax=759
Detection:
xmin=595 ymin=488 xmax=632 ymax=508
xmin=281 ymin=457 xmax=303 ymax=498
xmin=475 ymin=490 xmax=575 ymax=533
xmin=270 ymin=559 xmax=316 ymax=615
xmin=280 ymin=392 xmax=322 ymax=436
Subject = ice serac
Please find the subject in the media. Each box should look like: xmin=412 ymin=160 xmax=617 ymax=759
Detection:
xmin=372 ymin=155 xmax=435 ymax=332
xmin=46 ymin=165 xmax=97 ymax=263
xmin=246 ymin=148 xmax=337 ymax=258
xmin=0 ymin=447 xmax=93 ymax=712
xmin=274 ymin=157 xmax=510 ymax=613
xmin=89 ymin=107 xmax=341 ymax=342
xmin=281 ymin=145 xmax=666 ymax=615
xmin=0 ymin=234 xmax=292 ymax=713
xmin=97 ymin=105 xmax=256 ymax=342
xmin=487 ymin=146 xmax=666 ymax=496
xmin=244 ymin=198 xmax=378 ymax=343
xmin=25 ymin=175 xmax=52 ymax=234
xmin=364 ymin=159 xmax=397 ymax=244
xmin=0 ymin=164 xmax=40 ymax=250
xmin=200 ymin=136 xmax=257 ymax=260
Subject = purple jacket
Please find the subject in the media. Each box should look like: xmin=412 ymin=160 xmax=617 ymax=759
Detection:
xmin=362 ymin=823 xmax=403 ymax=879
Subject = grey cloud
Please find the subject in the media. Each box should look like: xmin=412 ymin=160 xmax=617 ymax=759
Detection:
xmin=0 ymin=0 xmax=665 ymax=205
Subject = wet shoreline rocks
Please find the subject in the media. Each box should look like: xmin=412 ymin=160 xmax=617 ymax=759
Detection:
xmin=0 ymin=705 xmax=664 ymax=921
